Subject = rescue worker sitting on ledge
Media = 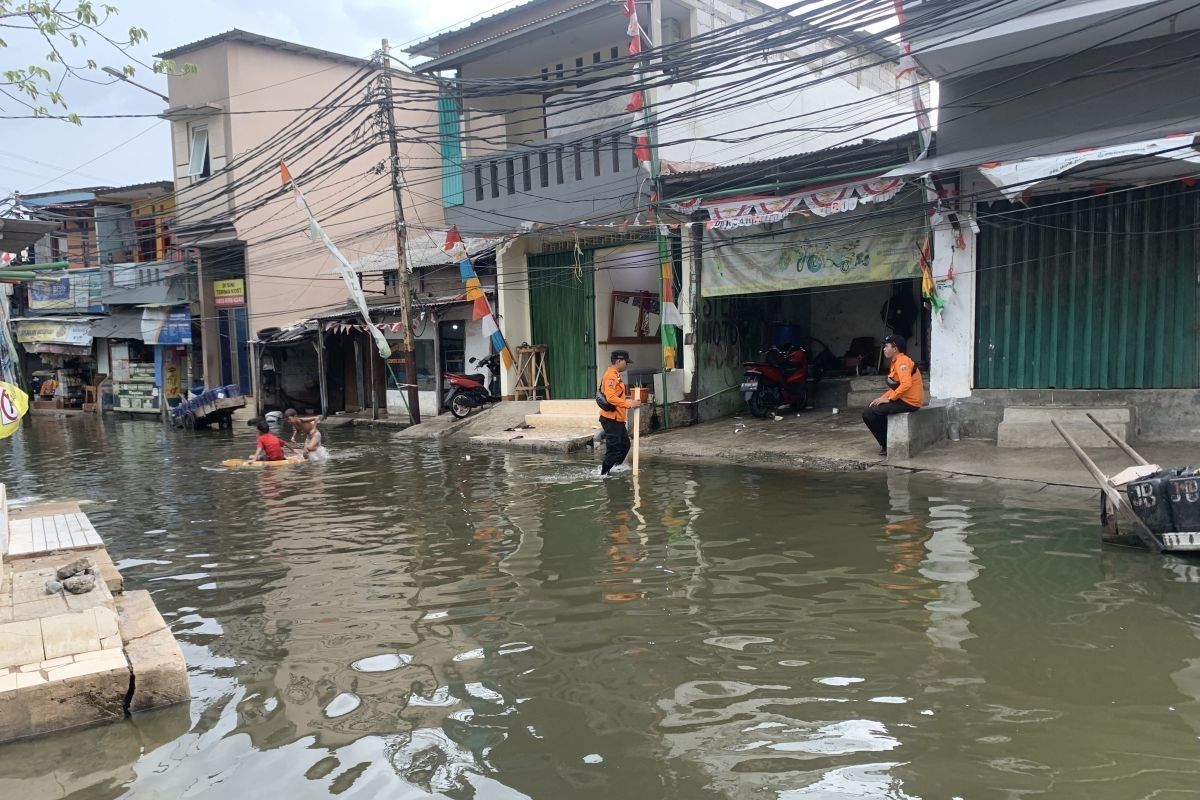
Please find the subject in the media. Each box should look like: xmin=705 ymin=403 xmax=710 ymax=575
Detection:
xmin=862 ymin=334 xmax=924 ymax=458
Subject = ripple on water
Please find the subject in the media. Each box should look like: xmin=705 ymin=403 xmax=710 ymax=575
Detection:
xmin=704 ymin=635 xmax=774 ymax=651
xmin=350 ymin=653 xmax=413 ymax=673
xmin=323 ymin=693 xmax=361 ymax=718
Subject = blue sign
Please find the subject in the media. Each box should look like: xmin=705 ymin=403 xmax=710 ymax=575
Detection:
xmin=142 ymin=306 xmax=192 ymax=345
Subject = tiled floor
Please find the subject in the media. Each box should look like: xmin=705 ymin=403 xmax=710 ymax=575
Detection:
xmin=7 ymin=514 xmax=103 ymax=557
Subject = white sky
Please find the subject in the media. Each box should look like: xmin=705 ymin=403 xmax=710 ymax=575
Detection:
xmin=0 ymin=0 xmax=859 ymax=196
xmin=0 ymin=0 xmax=538 ymax=195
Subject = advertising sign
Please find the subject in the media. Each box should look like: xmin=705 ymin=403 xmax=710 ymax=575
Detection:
xmin=213 ymin=279 xmax=245 ymax=308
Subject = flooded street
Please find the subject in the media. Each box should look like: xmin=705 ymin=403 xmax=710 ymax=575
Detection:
xmin=2 ymin=417 xmax=1200 ymax=799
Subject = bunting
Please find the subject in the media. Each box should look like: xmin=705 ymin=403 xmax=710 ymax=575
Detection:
xmin=281 ymin=161 xmax=391 ymax=358
xmin=444 ymin=227 xmax=514 ymax=368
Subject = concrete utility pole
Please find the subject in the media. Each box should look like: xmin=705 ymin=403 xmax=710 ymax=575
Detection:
xmin=380 ymin=39 xmax=421 ymax=424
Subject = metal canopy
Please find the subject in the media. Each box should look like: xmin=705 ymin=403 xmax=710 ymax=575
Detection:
xmin=0 ymin=218 xmax=59 ymax=252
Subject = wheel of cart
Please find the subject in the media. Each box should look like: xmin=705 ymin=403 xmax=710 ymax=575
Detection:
xmin=217 ymin=412 xmax=234 ymax=430
xmin=181 ymin=411 xmax=196 ymax=431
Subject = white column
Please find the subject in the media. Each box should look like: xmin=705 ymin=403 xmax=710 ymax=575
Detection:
xmin=496 ymin=237 xmax=531 ymax=398
xmin=930 ymin=191 xmax=978 ymax=400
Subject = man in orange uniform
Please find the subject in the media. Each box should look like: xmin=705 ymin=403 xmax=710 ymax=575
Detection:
xmin=598 ymin=350 xmax=643 ymax=475
xmin=862 ymin=334 xmax=923 ymax=458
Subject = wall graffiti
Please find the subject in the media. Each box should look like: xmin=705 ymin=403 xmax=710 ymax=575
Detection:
xmin=697 ymin=297 xmax=763 ymax=418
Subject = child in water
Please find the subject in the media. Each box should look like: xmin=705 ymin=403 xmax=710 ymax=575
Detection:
xmin=250 ymin=420 xmax=289 ymax=462
xmin=285 ymin=408 xmax=328 ymax=461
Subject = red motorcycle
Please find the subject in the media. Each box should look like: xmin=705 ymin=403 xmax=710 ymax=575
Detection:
xmin=445 ymin=353 xmax=501 ymax=418
xmin=741 ymin=344 xmax=810 ymax=418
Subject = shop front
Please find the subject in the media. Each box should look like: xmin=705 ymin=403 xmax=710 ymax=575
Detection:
xmin=691 ymin=192 xmax=929 ymax=422
xmin=14 ymin=318 xmax=96 ymax=410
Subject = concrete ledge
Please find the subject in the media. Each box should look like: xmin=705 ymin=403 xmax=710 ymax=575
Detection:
xmin=887 ymin=403 xmax=947 ymax=461
xmin=997 ymin=406 xmax=1132 ymax=448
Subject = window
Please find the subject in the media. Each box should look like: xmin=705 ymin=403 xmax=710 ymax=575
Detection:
xmin=188 ymin=125 xmax=211 ymax=179
xmin=383 ymin=269 xmax=400 ymax=295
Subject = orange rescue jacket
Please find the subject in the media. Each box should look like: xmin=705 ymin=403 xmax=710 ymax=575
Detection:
xmin=884 ymin=352 xmax=924 ymax=407
xmin=599 ymin=365 xmax=633 ymax=423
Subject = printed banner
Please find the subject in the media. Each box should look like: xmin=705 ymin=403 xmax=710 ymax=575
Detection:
xmin=142 ymin=307 xmax=192 ymax=345
xmin=702 ymin=206 xmax=925 ymax=297
xmin=29 ymin=272 xmax=105 ymax=312
xmin=15 ymin=320 xmax=93 ymax=346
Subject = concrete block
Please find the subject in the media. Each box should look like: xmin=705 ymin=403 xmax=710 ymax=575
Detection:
xmin=887 ymin=404 xmax=948 ymax=461
xmin=10 ymin=594 xmax=69 ymax=623
xmin=524 ymin=413 xmax=601 ymax=430
xmin=24 ymin=664 xmax=129 ymax=738
xmin=40 ymin=610 xmax=100 ymax=660
xmin=997 ymin=407 xmax=1132 ymax=448
xmin=0 ymin=672 xmax=15 ymax=693
xmin=15 ymin=672 xmax=45 ymax=689
xmin=115 ymin=591 xmax=168 ymax=645
xmin=45 ymin=654 xmax=124 ymax=682
xmin=124 ymin=626 xmax=189 ymax=713
xmin=93 ymin=607 xmax=120 ymax=640
xmin=849 ymin=376 xmax=886 ymax=392
xmin=538 ymin=399 xmax=597 ymax=415
xmin=0 ymin=620 xmax=44 ymax=669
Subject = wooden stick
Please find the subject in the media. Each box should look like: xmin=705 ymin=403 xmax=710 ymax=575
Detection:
xmin=632 ymin=407 xmax=640 ymax=476
xmin=1052 ymin=420 xmax=1163 ymax=552
xmin=1085 ymin=412 xmax=1149 ymax=465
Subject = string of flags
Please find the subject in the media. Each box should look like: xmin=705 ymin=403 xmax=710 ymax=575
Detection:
xmin=444 ymin=226 xmax=514 ymax=368
xmin=622 ymin=0 xmax=652 ymax=172
xmin=669 ymin=176 xmax=906 ymax=229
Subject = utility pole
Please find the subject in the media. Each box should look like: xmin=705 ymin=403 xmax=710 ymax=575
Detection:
xmin=380 ymin=38 xmax=421 ymax=424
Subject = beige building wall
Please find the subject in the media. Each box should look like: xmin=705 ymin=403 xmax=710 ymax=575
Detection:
xmin=165 ymin=37 xmax=444 ymax=392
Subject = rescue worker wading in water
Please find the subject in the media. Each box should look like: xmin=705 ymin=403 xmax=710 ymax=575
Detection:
xmin=597 ymin=350 xmax=643 ymax=476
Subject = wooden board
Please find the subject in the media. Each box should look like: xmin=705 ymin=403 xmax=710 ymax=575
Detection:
xmin=221 ymin=457 xmax=306 ymax=469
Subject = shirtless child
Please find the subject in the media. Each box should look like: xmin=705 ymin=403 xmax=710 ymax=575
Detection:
xmin=285 ymin=408 xmax=323 ymax=457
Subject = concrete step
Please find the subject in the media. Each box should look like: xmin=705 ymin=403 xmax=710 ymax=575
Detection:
xmin=997 ymin=407 xmax=1131 ymax=448
xmin=538 ymin=399 xmax=597 ymax=416
xmin=846 ymin=390 xmax=883 ymax=408
xmin=849 ymin=376 xmax=886 ymax=392
xmin=524 ymin=412 xmax=601 ymax=430
xmin=1001 ymin=406 xmax=1130 ymax=424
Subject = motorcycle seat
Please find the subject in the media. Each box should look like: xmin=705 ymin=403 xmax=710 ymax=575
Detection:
xmin=465 ymin=373 xmax=486 ymax=383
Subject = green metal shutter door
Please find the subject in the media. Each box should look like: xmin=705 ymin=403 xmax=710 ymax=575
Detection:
xmin=437 ymin=95 xmax=464 ymax=207
xmin=975 ymin=184 xmax=1199 ymax=389
xmin=529 ymin=250 xmax=596 ymax=398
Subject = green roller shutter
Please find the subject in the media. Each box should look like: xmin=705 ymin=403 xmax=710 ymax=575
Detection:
xmin=437 ymin=95 xmax=464 ymax=207
xmin=975 ymin=183 xmax=1199 ymax=389
xmin=529 ymin=249 xmax=596 ymax=398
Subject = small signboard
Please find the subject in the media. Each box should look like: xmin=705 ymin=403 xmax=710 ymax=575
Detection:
xmin=213 ymin=278 xmax=245 ymax=308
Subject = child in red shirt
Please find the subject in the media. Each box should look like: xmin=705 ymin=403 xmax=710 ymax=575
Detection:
xmin=250 ymin=420 xmax=288 ymax=461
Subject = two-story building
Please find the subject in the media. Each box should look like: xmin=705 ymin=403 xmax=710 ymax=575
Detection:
xmin=156 ymin=30 xmax=444 ymax=407
xmin=895 ymin=0 xmax=1200 ymax=442
xmin=409 ymin=0 xmax=923 ymax=404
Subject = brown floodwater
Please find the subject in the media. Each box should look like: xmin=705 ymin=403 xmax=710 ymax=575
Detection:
xmin=1 ymin=416 xmax=1199 ymax=799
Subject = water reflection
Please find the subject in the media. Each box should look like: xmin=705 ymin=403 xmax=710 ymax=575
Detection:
xmin=1 ymin=417 xmax=1200 ymax=798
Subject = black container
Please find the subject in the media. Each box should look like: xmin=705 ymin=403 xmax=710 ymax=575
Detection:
xmin=1128 ymin=470 xmax=1177 ymax=534
xmin=1168 ymin=469 xmax=1200 ymax=532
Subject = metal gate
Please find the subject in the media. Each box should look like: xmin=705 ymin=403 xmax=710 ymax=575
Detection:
xmin=975 ymin=183 xmax=1199 ymax=389
xmin=529 ymin=249 xmax=596 ymax=398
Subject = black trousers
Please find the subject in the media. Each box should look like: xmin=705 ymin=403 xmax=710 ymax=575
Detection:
xmin=600 ymin=417 xmax=631 ymax=474
xmin=862 ymin=401 xmax=919 ymax=448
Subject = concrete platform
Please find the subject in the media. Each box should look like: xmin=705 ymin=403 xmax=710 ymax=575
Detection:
xmin=997 ymin=406 xmax=1131 ymax=448
xmin=1 ymin=492 xmax=189 ymax=744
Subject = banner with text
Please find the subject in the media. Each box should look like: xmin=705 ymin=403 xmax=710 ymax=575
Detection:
xmin=702 ymin=207 xmax=925 ymax=297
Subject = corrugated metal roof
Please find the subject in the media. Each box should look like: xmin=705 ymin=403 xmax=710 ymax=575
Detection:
xmin=156 ymin=29 xmax=366 ymax=66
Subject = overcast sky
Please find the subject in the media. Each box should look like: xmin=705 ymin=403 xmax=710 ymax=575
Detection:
xmin=0 ymin=0 xmax=525 ymax=196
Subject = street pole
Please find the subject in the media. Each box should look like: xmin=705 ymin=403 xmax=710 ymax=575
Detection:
xmin=380 ymin=38 xmax=421 ymax=424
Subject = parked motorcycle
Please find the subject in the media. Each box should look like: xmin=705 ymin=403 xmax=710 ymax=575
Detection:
xmin=445 ymin=352 xmax=501 ymax=418
xmin=741 ymin=343 xmax=810 ymax=418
